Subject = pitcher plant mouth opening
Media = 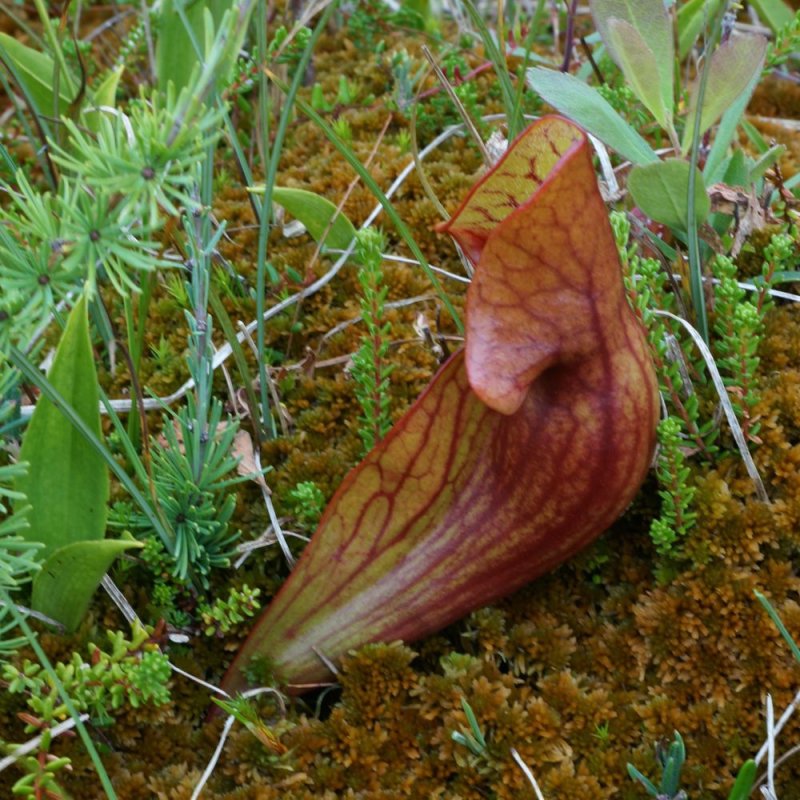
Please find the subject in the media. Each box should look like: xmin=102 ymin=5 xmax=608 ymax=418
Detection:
xmin=221 ymin=115 xmax=659 ymax=697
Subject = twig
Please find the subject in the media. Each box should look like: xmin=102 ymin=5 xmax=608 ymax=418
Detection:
xmin=766 ymin=694 xmax=776 ymax=798
xmin=757 ymin=688 xmax=800 ymax=765
xmin=0 ymin=715 xmax=90 ymax=774
xmin=511 ymin=748 xmax=545 ymax=800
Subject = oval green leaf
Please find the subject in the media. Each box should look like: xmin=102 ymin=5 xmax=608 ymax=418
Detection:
xmin=727 ymin=759 xmax=756 ymax=800
xmin=606 ymin=18 xmax=670 ymax=129
xmin=271 ymin=186 xmax=358 ymax=252
xmin=628 ymin=159 xmax=710 ymax=231
xmin=591 ymin=0 xmax=674 ymax=127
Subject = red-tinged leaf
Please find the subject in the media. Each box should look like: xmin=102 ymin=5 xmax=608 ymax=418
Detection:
xmin=438 ymin=116 xmax=583 ymax=264
xmin=221 ymin=116 xmax=659 ymax=694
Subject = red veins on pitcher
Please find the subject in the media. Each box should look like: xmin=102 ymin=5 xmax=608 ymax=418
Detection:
xmin=222 ymin=116 xmax=659 ymax=694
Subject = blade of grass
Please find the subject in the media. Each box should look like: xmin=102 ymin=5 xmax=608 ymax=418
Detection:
xmin=421 ymin=44 xmax=490 ymax=165
xmin=97 ymin=386 xmax=149 ymax=486
xmin=685 ymin=5 xmax=727 ymax=344
xmin=460 ymin=0 xmax=522 ymax=138
xmin=755 ymin=590 xmax=800 ymax=664
xmin=30 ymin=0 xmax=78 ymax=101
xmin=254 ymin=0 xmax=337 ymax=441
xmin=254 ymin=0 xmax=273 ymax=441
xmin=510 ymin=14 xmax=541 ymax=134
xmin=209 ymin=286 xmax=262 ymax=443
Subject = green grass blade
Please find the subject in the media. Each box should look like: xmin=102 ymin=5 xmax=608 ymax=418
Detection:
xmin=460 ymin=0 xmax=522 ymax=138
xmin=755 ymin=589 xmax=800 ymax=664
xmin=253 ymin=1 xmax=337 ymax=439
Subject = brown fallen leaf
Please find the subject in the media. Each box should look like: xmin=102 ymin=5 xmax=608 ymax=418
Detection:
xmin=707 ymin=182 xmax=772 ymax=257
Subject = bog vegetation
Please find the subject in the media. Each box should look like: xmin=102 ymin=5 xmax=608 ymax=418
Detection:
xmin=0 ymin=0 xmax=799 ymax=797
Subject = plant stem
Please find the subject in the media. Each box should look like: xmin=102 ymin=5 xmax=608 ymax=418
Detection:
xmin=31 ymin=0 xmax=77 ymax=99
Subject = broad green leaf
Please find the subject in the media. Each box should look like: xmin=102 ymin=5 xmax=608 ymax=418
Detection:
xmin=677 ymin=0 xmax=724 ymax=59
xmin=590 ymin=0 xmax=673 ymax=126
xmin=32 ymin=537 xmax=142 ymax=632
xmin=268 ymin=186 xmax=357 ymax=251
xmin=749 ymin=0 xmax=794 ymax=32
xmin=682 ymin=34 xmax=767 ymax=154
xmin=628 ymin=159 xmax=710 ymax=231
xmin=15 ymin=295 xmax=109 ymax=561
xmin=156 ymin=0 xmax=237 ymax=95
xmin=157 ymin=0 xmax=208 ymax=96
xmin=526 ymin=67 xmax=658 ymax=165
xmin=0 ymin=33 xmax=75 ymax=119
xmin=606 ymin=19 xmax=670 ymax=129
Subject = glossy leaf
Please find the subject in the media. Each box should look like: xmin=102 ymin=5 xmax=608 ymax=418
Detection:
xmin=222 ymin=117 xmax=658 ymax=693
xmin=628 ymin=159 xmax=710 ymax=231
xmin=526 ymin=67 xmax=658 ymax=165
xmin=681 ymin=34 xmax=767 ymax=154
xmin=727 ymin=759 xmax=757 ymax=800
xmin=32 ymin=537 xmax=142 ymax=632
xmin=15 ymin=295 xmax=109 ymax=561
xmin=591 ymin=0 xmax=674 ymax=129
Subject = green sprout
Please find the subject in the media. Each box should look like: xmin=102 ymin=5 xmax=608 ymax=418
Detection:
xmin=351 ymin=228 xmax=394 ymax=454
